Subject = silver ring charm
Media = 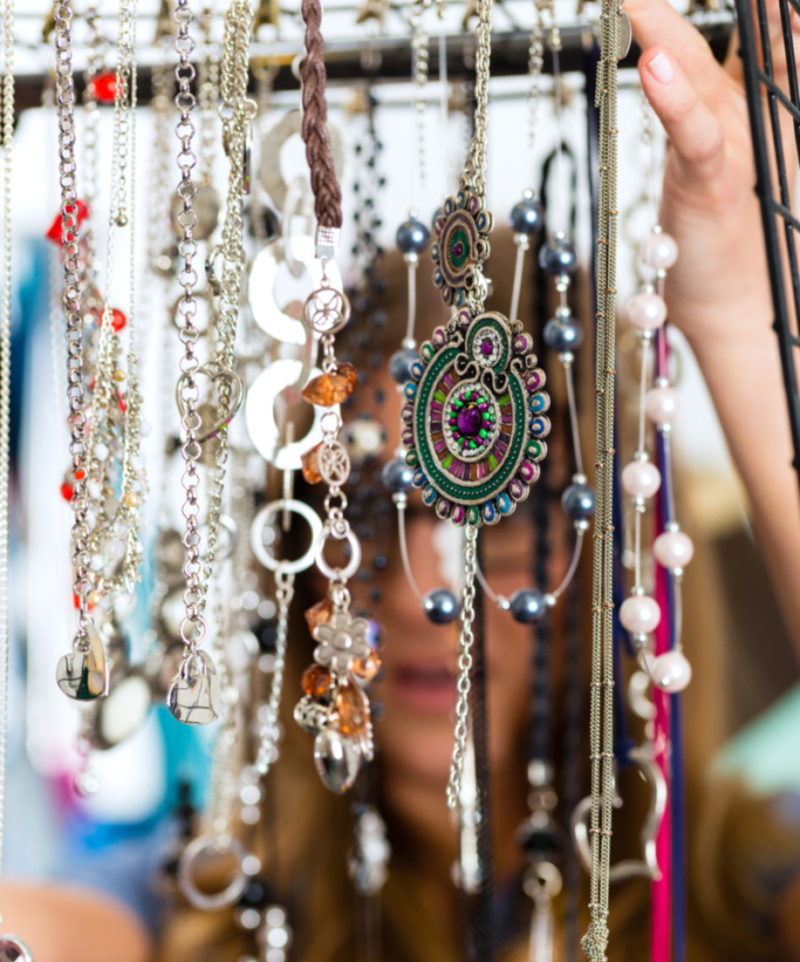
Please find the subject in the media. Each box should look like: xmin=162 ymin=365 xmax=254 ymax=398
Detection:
xmin=178 ymin=834 xmax=251 ymax=911
xmin=314 ymin=522 xmax=362 ymax=583
xmin=250 ymin=499 xmax=323 ymax=574
xmin=0 ymin=935 xmax=34 ymax=962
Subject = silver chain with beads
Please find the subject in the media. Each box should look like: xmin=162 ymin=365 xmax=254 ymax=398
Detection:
xmin=55 ymin=0 xmax=93 ymax=650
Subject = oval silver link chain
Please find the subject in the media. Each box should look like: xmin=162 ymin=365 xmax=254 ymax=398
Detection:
xmin=172 ymin=0 xmax=207 ymax=649
xmin=446 ymin=523 xmax=477 ymax=811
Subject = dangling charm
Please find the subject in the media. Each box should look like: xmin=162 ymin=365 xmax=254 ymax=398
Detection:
xmin=294 ymin=585 xmax=379 ymax=794
xmin=55 ymin=624 xmax=109 ymax=701
xmin=403 ymin=308 xmax=550 ymax=526
xmin=431 ymin=189 xmax=493 ymax=307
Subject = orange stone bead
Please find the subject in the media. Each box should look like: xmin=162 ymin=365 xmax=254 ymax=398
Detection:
xmin=335 ymin=680 xmax=368 ymax=735
xmin=302 ymin=664 xmax=333 ymax=698
xmin=301 ymin=442 xmax=323 ymax=484
xmin=352 ymin=651 xmax=381 ymax=682
xmin=304 ymin=598 xmax=334 ymax=632
xmin=302 ymin=363 xmax=358 ymax=407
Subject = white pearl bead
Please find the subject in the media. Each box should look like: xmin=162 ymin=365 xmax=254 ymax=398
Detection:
xmin=627 ymin=291 xmax=667 ymax=331
xmin=645 ymin=386 xmax=679 ymax=426
xmin=621 ymin=459 xmax=662 ymax=499
xmin=653 ymin=530 xmax=694 ymax=571
xmin=620 ymin=594 xmax=661 ymax=634
xmin=639 ymin=231 xmax=678 ymax=271
xmin=93 ymin=441 xmax=109 ymax=461
xmin=651 ymin=649 xmax=692 ymax=692
xmin=87 ymin=479 xmax=102 ymax=500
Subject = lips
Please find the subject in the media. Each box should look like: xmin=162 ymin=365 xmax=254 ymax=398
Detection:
xmin=389 ymin=663 xmax=456 ymax=713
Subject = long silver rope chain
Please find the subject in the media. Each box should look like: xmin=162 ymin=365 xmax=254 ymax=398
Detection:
xmin=583 ymin=0 xmax=620 ymax=959
xmin=55 ymin=0 xmax=93 ymax=651
xmin=446 ymin=523 xmax=477 ymax=811
xmin=256 ymin=566 xmax=294 ymax=776
xmin=173 ymin=0 xmax=208 ymax=653
xmin=0 ymin=0 xmax=13 ymax=902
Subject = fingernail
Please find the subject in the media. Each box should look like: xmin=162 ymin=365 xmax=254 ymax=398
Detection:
xmin=647 ymin=51 xmax=674 ymax=85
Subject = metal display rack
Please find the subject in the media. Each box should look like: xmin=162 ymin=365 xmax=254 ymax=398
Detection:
xmin=736 ymin=0 xmax=800 ymax=492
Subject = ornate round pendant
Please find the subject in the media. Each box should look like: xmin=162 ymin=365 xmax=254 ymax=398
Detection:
xmin=431 ymin=188 xmax=493 ymax=307
xmin=402 ymin=310 xmax=550 ymax=527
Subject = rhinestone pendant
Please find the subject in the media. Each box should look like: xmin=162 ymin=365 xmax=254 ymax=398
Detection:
xmin=167 ymin=649 xmax=220 ymax=725
xmin=403 ymin=309 xmax=550 ymax=526
xmin=0 ymin=935 xmax=34 ymax=961
xmin=56 ymin=626 xmax=109 ymax=701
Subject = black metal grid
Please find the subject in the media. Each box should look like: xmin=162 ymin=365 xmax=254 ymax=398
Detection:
xmin=735 ymin=0 xmax=800 ymax=490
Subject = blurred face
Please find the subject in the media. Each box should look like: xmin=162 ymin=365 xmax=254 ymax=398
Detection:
xmin=373 ymin=508 xmax=537 ymax=789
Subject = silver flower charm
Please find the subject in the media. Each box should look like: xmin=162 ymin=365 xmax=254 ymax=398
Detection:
xmin=313 ymin=609 xmax=370 ymax=674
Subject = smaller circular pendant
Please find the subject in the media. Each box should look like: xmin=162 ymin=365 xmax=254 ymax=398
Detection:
xmin=431 ymin=188 xmax=493 ymax=308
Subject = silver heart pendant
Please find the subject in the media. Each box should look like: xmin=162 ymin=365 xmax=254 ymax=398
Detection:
xmin=0 ymin=935 xmax=34 ymax=962
xmin=56 ymin=626 xmax=109 ymax=701
xmin=175 ymin=362 xmax=244 ymax=443
xmin=167 ymin=649 xmax=220 ymax=726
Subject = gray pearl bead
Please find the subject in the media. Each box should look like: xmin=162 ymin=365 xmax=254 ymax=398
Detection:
xmin=510 ymin=196 xmax=544 ymax=235
xmin=396 ymin=217 xmax=430 ymax=254
xmin=543 ymin=316 xmax=583 ymax=353
xmin=423 ymin=588 xmax=460 ymax=624
xmin=539 ymin=236 xmax=578 ymax=275
xmin=381 ymin=458 xmax=415 ymax=494
xmin=509 ymin=588 xmax=547 ymax=624
xmin=562 ymin=483 xmax=595 ymax=520
xmin=389 ymin=347 xmax=420 ymax=385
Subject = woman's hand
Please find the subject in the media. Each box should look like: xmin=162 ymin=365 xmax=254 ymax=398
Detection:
xmin=626 ymin=0 xmax=799 ymax=349
xmin=625 ymin=0 xmax=800 ymax=654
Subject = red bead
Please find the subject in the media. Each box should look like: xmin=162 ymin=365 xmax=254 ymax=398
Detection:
xmin=60 ymin=482 xmax=74 ymax=502
xmin=117 ymin=391 xmax=126 ymax=414
xmin=111 ymin=308 xmax=126 ymax=333
xmin=89 ymin=70 xmax=118 ymax=104
xmin=45 ymin=200 xmax=89 ymax=244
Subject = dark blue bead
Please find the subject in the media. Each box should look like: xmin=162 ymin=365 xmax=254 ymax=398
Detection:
xmin=510 ymin=195 xmax=544 ymax=235
xmin=509 ymin=588 xmax=547 ymax=624
xmin=539 ymin=236 xmax=578 ymax=275
xmin=396 ymin=217 xmax=430 ymax=254
xmin=381 ymin=458 xmax=415 ymax=494
xmin=388 ymin=347 xmax=420 ymax=384
xmin=562 ymin=483 xmax=595 ymax=520
xmin=543 ymin=316 xmax=584 ymax=353
xmin=423 ymin=588 xmax=460 ymax=624
xmin=389 ymin=347 xmax=419 ymax=384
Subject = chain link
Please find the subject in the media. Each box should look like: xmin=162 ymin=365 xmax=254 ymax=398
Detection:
xmin=410 ymin=0 xmax=432 ymax=196
xmin=173 ymin=0 xmax=207 ymax=648
xmin=0 ymin=0 xmax=13 ymax=901
xmin=197 ymin=4 xmax=220 ymax=185
xmin=55 ymin=0 xmax=93 ymax=648
xmin=583 ymin=0 xmax=620 ymax=958
xmin=446 ymin=523 xmax=477 ymax=811
xmin=256 ymin=566 xmax=295 ymax=775
xmin=461 ymin=0 xmax=492 ymax=198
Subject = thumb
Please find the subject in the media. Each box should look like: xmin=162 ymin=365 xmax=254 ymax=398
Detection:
xmin=639 ymin=45 xmax=726 ymax=182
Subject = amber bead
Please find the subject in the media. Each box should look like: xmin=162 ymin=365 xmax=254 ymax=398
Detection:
xmin=304 ymin=598 xmax=334 ymax=632
xmin=352 ymin=651 xmax=381 ymax=682
xmin=335 ymin=680 xmax=368 ymax=735
xmin=302 ymin=664 xmax=332 ymax=698
xmin=302 ymin=363 xmax=358 ymax=407
xmin=301 ymin=442 xmax=323 ymax=484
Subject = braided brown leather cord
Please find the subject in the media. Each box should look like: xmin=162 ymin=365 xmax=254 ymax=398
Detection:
xmin=300 ymin=0 xmax=343 ymax=229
